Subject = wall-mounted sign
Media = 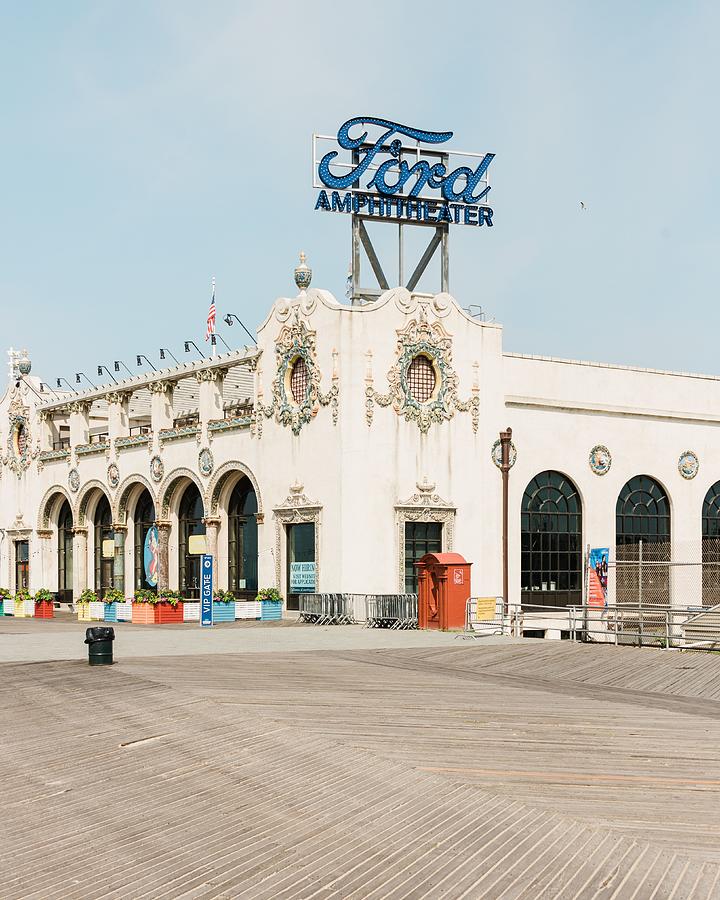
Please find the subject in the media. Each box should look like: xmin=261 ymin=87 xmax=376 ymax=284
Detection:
xmin=188 ymin=534 xmax=207 ymax=555
xmin=201 ymin=554 xmax=213 ymax=627
xmin=314 ymin=117 xmax=494 ymax=228
xmin=290 ymin=561 xmax=316 ymax=593
xmin=102 ymin=539 xmax=115 ymax=560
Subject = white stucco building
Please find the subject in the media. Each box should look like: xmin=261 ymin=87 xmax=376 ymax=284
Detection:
xmin=2 ymin=263 xmax=720 ymax=615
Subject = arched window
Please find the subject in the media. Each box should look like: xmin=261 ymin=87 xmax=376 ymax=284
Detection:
xmin=702 ymin=482 xmax=720 ymax=607
xmin=289 ymin=358 xmax=309 ymax=404
xmin=94 ymin=495 xmax=114 ymax=594
xmin=521 ymin=471 xmax=582 ymax=608
xmin=57 ymin=499 xmax=74 ymax=604
xmin=178 ymin=483 xmax=205 ymax=598
xmin=228 ymin=478 xmax=258 ymax=597
xmin=407 ymin=355 xmax=436 ymax=403
xmin=616 ymin=475 xmax=671 ymax=606
xmin=134 ymin=489 xmax=157 ymax=591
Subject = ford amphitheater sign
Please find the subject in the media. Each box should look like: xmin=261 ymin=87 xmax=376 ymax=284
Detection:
xmin=313 ymin=116 xmax=495 ymax=227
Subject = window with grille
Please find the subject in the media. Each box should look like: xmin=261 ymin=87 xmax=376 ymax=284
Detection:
xmin=407 ymin=355 xmax=436 ymax=403
xmin=701 ymin=482 xmax=720 ymax=607
xmin=290 ymin=357 xmax=309 ymax=404
xmin=521 ymin=470 xmax=582 ymax=608
xmin=616 ymin=475 xmax=671 ymax=606
xmin=404 ymin=521 xmax=442 ymax=593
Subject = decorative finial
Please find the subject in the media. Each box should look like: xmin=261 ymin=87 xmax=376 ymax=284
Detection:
xmin=294 ymin=251 xmax=312 ymax=291
xmin=18 ymin=349 xmax=31 ymax=376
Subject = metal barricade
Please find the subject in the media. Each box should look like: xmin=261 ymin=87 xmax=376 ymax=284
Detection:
xmin=365 ymin=594 xmax=418 ymax=629
xmin=298 ymin=593 xmax=357 ymax=625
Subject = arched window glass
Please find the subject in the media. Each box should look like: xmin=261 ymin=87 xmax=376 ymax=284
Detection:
xmin=615 ymin=475 xmax=671 ymax=606
xmin=407 ymin=355 xmax=436 ymax=403
xmin=521 ymin=471 xmax=582 ymax=608
xmin=134 ymin=489 xmax=157 ymax=591
xmin=228 ymin=478 xmax=258 ymax=597
xmin=57 ymin=499 xmax=74 ymax=604
xmin=94 ymin=495 xmax=114 ymax=594
xmin=702 ymin=482 xmax=720 ymax=607
xmin=290 ymin=358 xmax=309 ymax=404
xmin=178 ymin=483 xmax=205 ymax=598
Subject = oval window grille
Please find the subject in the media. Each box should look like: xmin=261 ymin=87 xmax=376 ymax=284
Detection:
xmin=407 ymin=355 xmax=436 ymax=403
xmin=289 ymin=357 xmax=309 ymax=404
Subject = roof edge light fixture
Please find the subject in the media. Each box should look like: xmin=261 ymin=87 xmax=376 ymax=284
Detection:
xmin=159 ymin=348 xmax=180 ymax=365
xmin=97 ymin=365 xmax=118 ymax=384
xmin=114 ymin=360 xmax=133 ymax=377
xmin=211 ymin=333 xmax=232 ymax=353
xmin=223 ymin=313 xmax=256 ymax=345
xmin=184 ymin=340 xmax=206 ymax=359
xmin=56 ymin=377 xmax=77 ymax=393
xmin=136 ymin=354 xmax=157 ymax=371
xmin=75 ymin=372 xmax=96 ymax=389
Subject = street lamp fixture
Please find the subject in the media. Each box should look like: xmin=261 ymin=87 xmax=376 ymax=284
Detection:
xmin=223 ymin=313 xmax=256 ymax=344
xmin=184 ymin=340 xmax=206 ymax=359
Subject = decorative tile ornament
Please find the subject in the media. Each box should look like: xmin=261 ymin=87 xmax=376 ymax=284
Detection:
xmin=678 ymin=450 xmax=699 ymax=480
xmin=198 ymin=448 xmax=214 ymax=477
xmin=150 ymin=455 xmax=164 ymax=483
xmin=68 ymin=468 xmax=80 ymax=493
xmin=293 ymin=251 xmax=312 ymax=291
xmin=6 ymin=392 xmax=33 ymax=476
xmin=491 ymin=438 xmax=517 ymax=469
xmin=258 ymin=313 xmax=338 ymax=436
xmin=107 ymin=463 xmax=120 ymax=489
xmin=366 ymin=313 xmax=479 ymax=433
xmin=588 ymin=444 xmax=612 ymax=476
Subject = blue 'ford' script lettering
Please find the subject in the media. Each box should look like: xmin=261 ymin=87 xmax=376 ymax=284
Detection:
xmin=318 ymin=116 xmax=495 ymax=207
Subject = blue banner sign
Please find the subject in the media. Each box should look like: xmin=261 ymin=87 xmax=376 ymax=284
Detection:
xmin=201 ymin=554 xmax=213 ymax=627
xmin=315 ymin=116 xmax=494 ymax=228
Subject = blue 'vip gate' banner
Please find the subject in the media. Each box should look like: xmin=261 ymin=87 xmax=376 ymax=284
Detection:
xmin=201 ymin=554 xmax=213 ymax=627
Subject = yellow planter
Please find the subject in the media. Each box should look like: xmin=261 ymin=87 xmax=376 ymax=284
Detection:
xmin=14 ymin=600 xmax=25 ymax=618
xmin=77 ymin=602 xmax=91 ymax=622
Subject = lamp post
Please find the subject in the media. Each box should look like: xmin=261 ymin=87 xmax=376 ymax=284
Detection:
xmin=184 ymin=340 xmax=206 ymax=359
xmin=114 ymin=360 xmax=133 ymax=377
xmin=211 ymin=333 xmax=232 ymax=353
xmin=223 ymin=313 xmax=256 ymax=345
xmin=136 ymin=355 xmax=157 ymax=372
xmin=97 ymin=365 xmax=118 ymax=384
xmin=56 ymin=377 xmax=76 ymax=393
xmin=159 ymin=348 xmax=180 ymax=365
xmin=75 ymin=372 xmax=96 ymax=389
xmin=499 ymin=427 xmax=512 ymax=619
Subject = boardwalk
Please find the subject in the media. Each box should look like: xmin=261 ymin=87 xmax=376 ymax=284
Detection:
xmin=1 ymin=620 xmax=720 ymax=898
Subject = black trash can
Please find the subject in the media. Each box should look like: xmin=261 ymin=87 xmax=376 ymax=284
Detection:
xmin=84 ymin=626 xmax=115 ymax=666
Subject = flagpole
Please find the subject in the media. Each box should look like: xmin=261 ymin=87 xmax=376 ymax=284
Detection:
xmin=211 ymin=276 xmax=216 ymax=358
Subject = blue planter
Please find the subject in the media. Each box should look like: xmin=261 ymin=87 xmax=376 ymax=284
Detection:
xmin=261 ymin=600 xmax=283 ymax=621
xmin=212 ymin=601 xmax=235 ymax=623
xmin=103 ymin=602 xmax=117 ymax=623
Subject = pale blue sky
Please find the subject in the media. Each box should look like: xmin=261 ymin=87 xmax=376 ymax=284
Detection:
xmin=1 ymin=1 xmax=718 ymax=385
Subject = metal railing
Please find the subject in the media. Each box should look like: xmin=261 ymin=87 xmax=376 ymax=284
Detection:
xmin=298 ymin=593 xmax=357 ymax=625
xmin=464 ymin=598 xmax=720 ymax=650
xmin=365 ymin=594 xmax=418 ymax=629
xmin=52 ymin=438 xmax=70 ymax=450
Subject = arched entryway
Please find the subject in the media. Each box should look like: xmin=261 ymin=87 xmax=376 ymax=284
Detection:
xmin=228 ymin=477 xmax=258 ymax=598
xmin=178 ymin=483 xmax=205 ymax=598
xmin=521 ymin=470 xmax=583 ymax=608
xmin=133 ymin=488 xmax=157 ymax=592
xmin=94 ymin=495 xmax=115 ymax=594
xmin=701 ymin=481 xmax=720 ymax=607
xmin=616 ymin=475 xmax=671 ymax=606
xmin=57 ymin=499 xmax=74 ymax=604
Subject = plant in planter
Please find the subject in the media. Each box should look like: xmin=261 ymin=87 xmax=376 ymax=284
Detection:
xmin=0 ymin=587 xmax=10 ymax=615
xmin=34 ymin=588 xmax=55 ymax=619
xmin=154 ymin=589 xmax=184 ymax=623
xmin=257 ymin=586 xmax=283 ymax=621
xmin=131 ymin=588 xmax=158 ymax=624
xmin=102 ymin=588 xmax=125 ymax=623
xmin=14 ymin=589 xmax=33 ymax=618
xmin=212 ymin=588 xmax=236 ymax=622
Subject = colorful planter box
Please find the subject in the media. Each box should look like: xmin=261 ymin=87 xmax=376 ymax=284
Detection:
xmin=116 ymin=601 xmax=133 ymax=622
xmin=236 ymin=600 xmax=261 ymax=620
xmin=131 ymin=603 xmax=155 ymax=624
xmin=261 ymin=600 xmax=283 ymax=621
xmin=14 ymin=599 xmax=25 ymax=618
xmin=154 ymin=602 xmax=183 ymax=624
xmin=14 ymin=599 xmax=34 ymax=618
xmin=77 ymin=602 xmax=91 ymax=622
xmin=34 ymin=600 xmax=55 ymax=619
xmin=103 ymin=603 xmax=117 ymax=623
xmin=89 ymin=601 xmax=105 ymax=621
xmin=212 ymin=601 xmax=235 ymax=623
xmin=183 ymin=602 xmax=200 ymax=622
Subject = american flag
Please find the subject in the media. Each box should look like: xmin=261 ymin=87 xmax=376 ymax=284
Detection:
xmin=205 ymin=278 xmax=216 ymax=341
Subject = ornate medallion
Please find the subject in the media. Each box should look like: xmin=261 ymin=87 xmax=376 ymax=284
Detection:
xmin=150 ymin=455 xmax=164 ymax=483
xmin=589 ymin=444 xmax=612 ymax=476
xmin=491 ymin=438 xmax=517 ymax=469
xmin=68 ymin=468 xmax=80 ymax=493
xmin=198 ymin=447 xmax=214 ymax=477
xmin=678 ymin=450 xmax=699 ymax=480
xmin=107 ymin=463 xmax=120 ymax=489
